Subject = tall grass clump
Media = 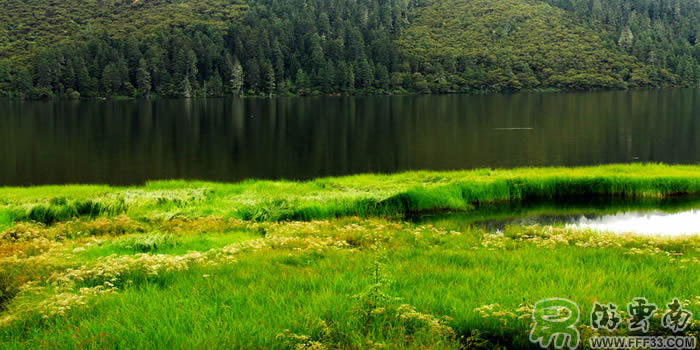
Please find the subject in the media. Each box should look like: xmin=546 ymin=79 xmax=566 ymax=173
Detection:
xmin=12 ymin=197 xmax=126 ymax=225
xmin=114 ymin=233 xmax=177 ymax=253
xmin=239 ymin=199 xmax=295 ymax=222
xmin=0 ymin=211 xmax=13 ymax=231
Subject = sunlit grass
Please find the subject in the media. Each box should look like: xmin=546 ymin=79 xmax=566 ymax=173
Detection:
xmin=2 ymin=164 xmax=700 ymax=348
xmin=76 ymin=230 xmax=259 ymax=258
xmin=3 ymin=164 xmax=700 ymax=225
xmin=1 ymin=216 xmax=699 ymax=348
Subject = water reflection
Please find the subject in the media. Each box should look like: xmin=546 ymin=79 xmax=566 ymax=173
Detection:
xmin=415 ymin=196 xmax=700 ymax=237
xmin=2 ymin=88 xmax=700 ymax=185
xmin=569 ymin=210 xmax=700 ymax=236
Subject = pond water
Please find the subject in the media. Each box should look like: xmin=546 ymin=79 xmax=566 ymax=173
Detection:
xmin=567 ymin=210 xmax=700 ymax=236
xmin=414 ymin=196 xmax=700 ymax=237
xmin=2 ymin=88 xmax=700 ymax=186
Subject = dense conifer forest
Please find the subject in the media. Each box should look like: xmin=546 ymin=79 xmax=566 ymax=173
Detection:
xmin=0 ymin=0 xmax=698 ymax=99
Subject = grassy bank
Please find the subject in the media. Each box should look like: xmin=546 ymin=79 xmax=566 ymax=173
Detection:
xmin=2 ymin=164 xmax=700 ymax=348
xmin=4 ymin=164 xmax=700 ymax=229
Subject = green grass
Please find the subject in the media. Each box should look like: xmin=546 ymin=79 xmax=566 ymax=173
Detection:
xmin=2 ymin=164 xmax=700 ymax=348
xmin=0 ymin=211 xmax=12 ymax=232
xmin=3 ymin=164 xmax=700 ymax=224
xmin=1 ymin=220 xmax=699 ymax=348
xmin=75 ymin=230 xmax=258 ymax=258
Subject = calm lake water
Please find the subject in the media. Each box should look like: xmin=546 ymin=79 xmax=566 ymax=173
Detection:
xmin=2 ymin=88 xmax=700 ymax=186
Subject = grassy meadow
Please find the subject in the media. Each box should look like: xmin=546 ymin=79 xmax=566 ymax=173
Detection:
xmin=1 ymin=164 xmax=700 ymax=348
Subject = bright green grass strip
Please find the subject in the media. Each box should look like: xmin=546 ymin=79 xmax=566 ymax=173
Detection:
xmin=3 ymin=164 xmax=700 ymax=223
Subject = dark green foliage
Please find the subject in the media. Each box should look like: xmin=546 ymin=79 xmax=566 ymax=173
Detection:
xmin=399 ymin=0 xmax=683 ymax=92
xmin=74 ymin=200 xmax=104 ymax=218
xmin=0 ymin=0 xmax=699 ymax=99
xmin=27 ymin=204 xmax=76 ymax=225
xmin=544 ymin=0 xmax=700 ymax=87
xmin=14 ymin=199 xmax=120 ymax=225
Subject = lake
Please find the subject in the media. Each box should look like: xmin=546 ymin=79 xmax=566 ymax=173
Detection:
xmin=2 ymin=88 xmax=700 ymax=186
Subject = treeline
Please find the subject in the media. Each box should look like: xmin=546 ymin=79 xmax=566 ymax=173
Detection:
xmin=1 ymin=0 xmax=424 ymax=99
xmin=1 ymin=0 xmax=700 ymax=99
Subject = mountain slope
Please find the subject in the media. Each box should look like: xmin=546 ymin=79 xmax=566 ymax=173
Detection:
xmin=544 ymin=0 xmax=700 ymax=85
xmin=0 ymin=0 xmax=698 ymax=99
xmin=399 ymin=0 xmax=673 ymax=91
xmin=0 ymin=0 xmax=247 ymax=64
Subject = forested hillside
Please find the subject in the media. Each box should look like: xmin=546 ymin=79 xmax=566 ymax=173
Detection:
xmin=0 ymin=0 xmax=247 ymax=64
xmin=399 ymin=0 xmax=670 ymax=91
xmin=0 ymin=0 xmax=698 ymax=99
xmin=544 ymin=0 xmax=700 ymax=84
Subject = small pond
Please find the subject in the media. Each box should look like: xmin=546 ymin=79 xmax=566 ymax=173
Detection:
xmin=413 ymin=196 xmax=700 ymax=237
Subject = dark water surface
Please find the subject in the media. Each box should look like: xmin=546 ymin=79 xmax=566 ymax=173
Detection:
xmin=2 ymin=89 xmax=700 ymax=185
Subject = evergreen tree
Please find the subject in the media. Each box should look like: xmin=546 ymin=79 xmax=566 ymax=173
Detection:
xmin=262 ymin=60 xmax=276 ymax=96
xmin=102 ymin=63 xmax=123 ymax=94
xmin=12 ymin=68 xmax=33 ymax=99
xmin=136 ymin=58 xmax=151 ymax=96
xmin=356 ymin=58 xmax=373 ymax=90
xmin=295 ymin=69 xmax=311 ymax=95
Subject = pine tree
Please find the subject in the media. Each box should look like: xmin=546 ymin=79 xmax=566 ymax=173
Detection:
xmin=262 ymin=61 xmax=276 ymax=96
xmin=207 ymin=71 xmax=224 ymax=97
xmin=246 ymin=60 xmax=260 ymax=93
xmin=375 ymin=63 xmax=389 ymax=91
xmin=12 ymin=68 xmax=33 ymax=99
xmin=335 ymin=61 xmax=349 ymax=92
xmin=102 ymin=63 xmax=124 ymax=94
xmin=357 ymin=58 xmax=374 ymax=90
xmin=76 ymin=63 xmax=94 ymax=97
xmin=136 ymin=58 xmax=151 ymax=96
xmin=231 ymin=59 xmax=244 ymax=96
xmin=618 ymin=26 xmax=634 ymax=51
xmin=295 ymin=69 xmax=310 ymax=95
